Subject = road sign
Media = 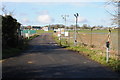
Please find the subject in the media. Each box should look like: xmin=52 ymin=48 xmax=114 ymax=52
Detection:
xmin=65 ymin=32 xmax=69 ymax=36
xmin=58 ymin=33 xmax=61 ymax=37
xmin=61 ymin=28 xmax=64 ymax=34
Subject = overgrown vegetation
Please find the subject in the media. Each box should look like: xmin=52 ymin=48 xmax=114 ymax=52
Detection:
xmin=53 ymin=34 xmax=120 ymax=72
xmin=2 ymin=15 xmax=22 ymax=48
xmin=2 ymin=34 xmax=39 ymax=59
xmin=2 ymin=14 xmax=40 ymax=59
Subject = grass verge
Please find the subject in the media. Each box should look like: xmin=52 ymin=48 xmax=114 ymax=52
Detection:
xmin=53 ymin=34 xmax=120 ymax=72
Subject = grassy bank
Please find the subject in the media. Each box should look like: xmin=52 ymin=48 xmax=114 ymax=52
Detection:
xmin=2 ymin=34 xmax=39 ymax=59
xmin=53 ymin=34 xmax=120 ymax=72
xmin=67 ymin=46 xmax=120 ymax=72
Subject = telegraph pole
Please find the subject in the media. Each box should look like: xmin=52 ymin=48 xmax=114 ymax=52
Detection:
xmin=61 ymin=15 xmax=69 ymax=36
xmin=74 ymin=13 xmax=79 ymax=46
xmin=61 ymin=15 xmax=69 ymax=45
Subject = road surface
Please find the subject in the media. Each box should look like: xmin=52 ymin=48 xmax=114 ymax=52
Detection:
xmin=2 ymin=33 xmax=120 ymax=79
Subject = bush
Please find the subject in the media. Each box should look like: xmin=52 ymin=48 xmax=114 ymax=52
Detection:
xmin=2 ymin=15 xmax=21 ymax=48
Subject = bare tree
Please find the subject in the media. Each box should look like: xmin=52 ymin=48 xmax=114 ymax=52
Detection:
xmin=2 ymin=5 xmax=8 ymax=16
xmin=104 ymin=0 xmax=120 ymax=26
xmin=2 ymin=5 xmax=15 ymax=16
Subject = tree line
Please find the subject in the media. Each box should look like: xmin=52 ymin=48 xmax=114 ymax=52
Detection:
xmin=44 ymin=24 xmax=105 ymax=30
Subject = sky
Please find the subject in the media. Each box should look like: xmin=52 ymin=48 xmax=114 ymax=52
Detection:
xmin=1 ymin=0 xmax=115 ymax=27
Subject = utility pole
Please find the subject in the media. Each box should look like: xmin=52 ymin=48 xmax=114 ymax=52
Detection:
xmin=61 ymin=15 xmax=69 ymax=36
xmin=61 ymin=15 xmax=69 ymax=45
xmin=74 ymin=13 xmax=79 ymax=46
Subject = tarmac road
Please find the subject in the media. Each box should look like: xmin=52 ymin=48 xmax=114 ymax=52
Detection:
xmin=2 ymin=33 xmax=120 ymax=79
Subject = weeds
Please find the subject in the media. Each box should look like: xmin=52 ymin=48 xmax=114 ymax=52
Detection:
xmin=2 ymin=34 xmax=39 ymax=59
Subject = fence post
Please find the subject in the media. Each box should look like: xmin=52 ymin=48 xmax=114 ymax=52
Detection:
xmin=106 ymin=28 xmax=111 ymax=63
xmin=106 ymin=45 xmax=109 ymax=63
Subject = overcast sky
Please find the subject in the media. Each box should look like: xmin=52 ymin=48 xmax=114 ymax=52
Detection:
xmin=1 ymin=0 xmax=114 ymax=27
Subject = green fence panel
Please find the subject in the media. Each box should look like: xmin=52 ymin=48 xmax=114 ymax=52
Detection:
xmin=22 ymin=30 xmax=36 ymax=34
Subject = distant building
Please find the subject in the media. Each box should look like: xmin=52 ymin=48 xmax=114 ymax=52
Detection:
xmin=27 ymin=26 xmax=32 ymax=29
xmin=32 ymin=26 xmax=41 ymax=30
xmin=42 ymin=27 xmax=49 ymax=31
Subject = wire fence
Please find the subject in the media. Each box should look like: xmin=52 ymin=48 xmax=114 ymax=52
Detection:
xmin=56 ymin=30 xmax=119 ymax=59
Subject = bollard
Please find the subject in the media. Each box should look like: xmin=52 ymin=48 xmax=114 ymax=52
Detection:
xmin=106 ymin=48 xmax=109 ymax=63
xmin=106 ymin=41 xmax=110 ymax=63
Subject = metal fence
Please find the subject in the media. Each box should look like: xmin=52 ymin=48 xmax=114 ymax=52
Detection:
xmin=55 ymin=30 xmax=118 ymax=59
xmin=67 ymin=31 xmax=118 ymax=59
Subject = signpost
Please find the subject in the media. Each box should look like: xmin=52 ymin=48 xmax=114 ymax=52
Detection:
xmin=106 ymin=41 xmax=110 ymax=63
xmin=65 ymin=32 xmax=68 ymax=37
xmin=61 ymin=28 xmax=65 ymax=34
